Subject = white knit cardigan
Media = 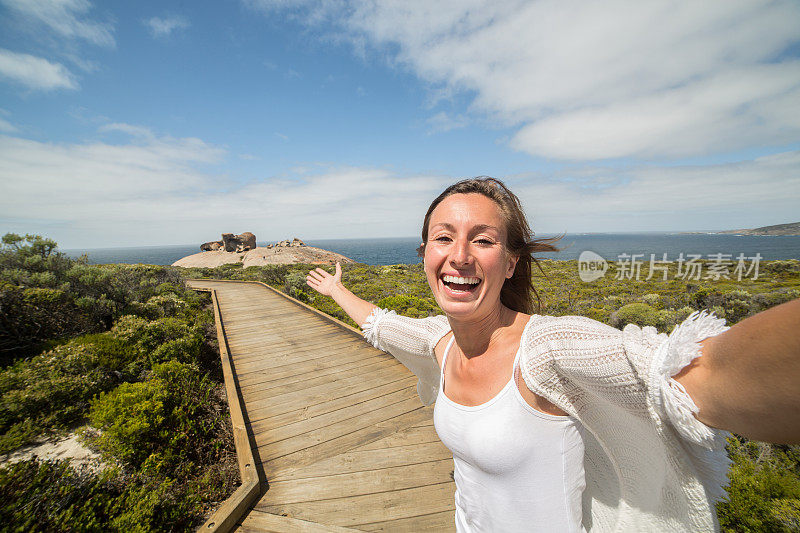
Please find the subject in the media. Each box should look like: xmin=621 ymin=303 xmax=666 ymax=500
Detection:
xmin=362 ymin=309 xmax=732 ymax=532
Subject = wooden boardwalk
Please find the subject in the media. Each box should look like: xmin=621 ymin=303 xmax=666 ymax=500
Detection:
xmin=187 ymin=280 xmax=456 ymax=532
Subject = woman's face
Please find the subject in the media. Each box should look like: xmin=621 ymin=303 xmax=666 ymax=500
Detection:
xmin=423 ymin=193 xmax=518 ymax=320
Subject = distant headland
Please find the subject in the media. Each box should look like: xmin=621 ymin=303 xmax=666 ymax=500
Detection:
xmin=680 ymin=221 xmax=800 ymax=236
xmin=171 ymin=233 xmax=355 ymax=268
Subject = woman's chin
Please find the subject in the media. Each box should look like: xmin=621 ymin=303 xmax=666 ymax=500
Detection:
xmin=436 ymin=296 xmax=484 ymax=319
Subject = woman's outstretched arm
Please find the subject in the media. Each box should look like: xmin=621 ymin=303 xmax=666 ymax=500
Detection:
xmin=674 ymin=298 xmax=800 ymax=443
xmin=306 ymin=262 xmax=377 ymax=326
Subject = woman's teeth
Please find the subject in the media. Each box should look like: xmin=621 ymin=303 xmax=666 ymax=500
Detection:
xmin=442 ymin=274 xmax=481 ymax=286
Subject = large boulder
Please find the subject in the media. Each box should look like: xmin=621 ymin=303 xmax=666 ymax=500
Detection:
xmin=221 ymin=232 xmax=257 ymax=252
xmin=200 ymin=240 xmax=223 ymax=251
xmin=239 ymin=232 xmax=257 ymax=250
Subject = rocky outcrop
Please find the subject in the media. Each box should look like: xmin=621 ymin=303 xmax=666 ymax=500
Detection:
xmin=222 ymin=232 xmax=257 ymax=252
xmin=174 ymin=238 xmax=354 ymax=268
xmin=682 ymin=221 xmax=800 ymax=236
xmin=200 ymin=241 xmax=222 ymax=251
xmin=201 ymin=232 xmax=257 ymax=253
xmin=717 ymin=221 xmax=800 ymax=236
xmin=269 ymin=237 xmax=306 ymax=248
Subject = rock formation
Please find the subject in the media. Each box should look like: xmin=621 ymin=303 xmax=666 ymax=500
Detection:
xmin=200 ymin=232 xmax=257 ymax=253
xmin=200 ymin=241 xmax=222 ymax=251
xmin=175 ymin=236 xmax=354 ymax=268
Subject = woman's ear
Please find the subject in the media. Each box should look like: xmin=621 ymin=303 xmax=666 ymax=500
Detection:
xmin=506 ymin=254 xmax=519 ymax=279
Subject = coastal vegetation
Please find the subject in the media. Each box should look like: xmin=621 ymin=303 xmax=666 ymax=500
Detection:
xmin=0 ymin=234 xmax=237 ymax=531
xmin=181 ymin=258 xmax=800 ymax=531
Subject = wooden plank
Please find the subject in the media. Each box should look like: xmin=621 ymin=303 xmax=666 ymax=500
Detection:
xmin=272 ymin=441 xmax=453 ymax=481
xmin=231 ymin=339 xmax=372 ymax=369
xmin=229 ymin=336 xmax=368 ymax=360
xmin=225 ymin=320 xmax=337 ymax=334
xmin=257 ymin=482 xmax=456 ymax=528
xmin=356 ymin=510 xmax=456 ymax=532
xmin=354 ymin=423 xmax=442 ymax=451
xmin=244 ymin=364 xmax=412 ymax=418
xmin=261 ymin=405 xmax=433 ymax=478
xmin=238 ymin=357 xmax=398 ymax=398
xmin=227 ymin=336 xmax=362 ymax=354
xmin=252 ymin=386 xmax=419 ymax=446
xmin=232 ymin=349 xmax=373 ymax=378
xmin=262 ymin=458 xmax=454 ymax=505
xmin=237 ymin=510 xmax=360 ymax=532
xmin=237 ymin=356 xmax=395 ymax=396
xmin=249 ymin=376 xmax=414 ymax=432
xmin=233 ymin=348 xmax=381 ymax=386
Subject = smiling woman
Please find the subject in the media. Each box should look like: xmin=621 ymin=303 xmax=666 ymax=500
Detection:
xmin=306 ymin=177 xmax=800 ymax=532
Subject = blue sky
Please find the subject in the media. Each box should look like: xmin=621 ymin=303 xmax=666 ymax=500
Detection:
xmin=1 ymin=0 xmax=799 ymax=248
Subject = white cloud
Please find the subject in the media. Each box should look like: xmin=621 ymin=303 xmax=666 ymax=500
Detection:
xmin=0 ymin=110 xmax=16 ymax=133
xmin=98 ymin=122 xmax=155 ymax=139
xmin=426 ymin=111 xmax=468 ymax=134
xmin=0 ymin=132 xmax=452 ymax=247
xmin=2 ymin=127 xmax=797 ymax=247
xmin=0 ymin=48 xmax=77 ymax=90
xmin=1 ymin=0 xmax=114 ymax=47
xmin=509 ymin=151 xmax=800 ymax=233
xmin=144 ymin=15 xmax=190 ymax=38
xmin=248 ymin=0 xmax=800 ymax=161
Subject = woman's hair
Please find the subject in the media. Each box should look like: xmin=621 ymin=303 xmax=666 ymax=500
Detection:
xmin=418 ymin=177 xmax=562 ymax=314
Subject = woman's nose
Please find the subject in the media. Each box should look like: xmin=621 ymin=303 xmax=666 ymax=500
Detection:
xmin=450 ymin=240 xmax=472 ymax=266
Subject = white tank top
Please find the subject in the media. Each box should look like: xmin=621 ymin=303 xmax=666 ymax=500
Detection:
xmin=433 ymin=336 xmax=587 ymax=532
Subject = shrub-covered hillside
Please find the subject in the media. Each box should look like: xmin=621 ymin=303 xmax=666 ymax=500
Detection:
xmin=0 ymin=234 xmax=237 ymax=531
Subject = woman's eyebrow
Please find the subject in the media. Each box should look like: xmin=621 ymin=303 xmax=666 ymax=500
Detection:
xmin=430 ymin=223 xmax=501 ymax=234
xmin=471 ymin=224 xmax=501 ymax=233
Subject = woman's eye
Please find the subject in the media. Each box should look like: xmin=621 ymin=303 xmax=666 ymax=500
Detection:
xmin=475 ymin=239 xmax=494 ymax=245
xmin=434 ymin=236 xmax=452 ymax=243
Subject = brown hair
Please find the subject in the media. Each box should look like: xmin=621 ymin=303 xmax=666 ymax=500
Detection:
xmin=418 ymin=177 xmax=562 ymax=314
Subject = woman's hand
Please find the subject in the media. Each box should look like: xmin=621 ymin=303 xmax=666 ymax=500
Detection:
xmin=306 ymin=262 xmax=342 ymax=297
xmin=305 ymin=261 xmax=377 ymax=326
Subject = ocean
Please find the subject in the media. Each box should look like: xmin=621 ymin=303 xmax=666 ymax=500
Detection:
xmin=62 ymin=234 xmax=800 ymax=266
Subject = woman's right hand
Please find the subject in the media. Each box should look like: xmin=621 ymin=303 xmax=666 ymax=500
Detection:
xmin=306 ymin=261 xmax=342 ymax=297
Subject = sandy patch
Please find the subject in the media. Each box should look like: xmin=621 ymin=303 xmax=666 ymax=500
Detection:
xmin=2 ymin=434 xmax=106 ymax=472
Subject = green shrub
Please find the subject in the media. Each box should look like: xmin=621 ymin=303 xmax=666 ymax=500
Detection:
xmin=110 ymin=476 xmax=199 ymax=532
xmin=0 ymin=459 xmax=121 ymax=532
xmin=0 ymin=340 xmax=122 ymax=453
xmin=284 ymin=271 xmax=309 ymax=300
xmin=110 ymin=316 xmax=204 ymax=368
xmin=90 ymin=361 xmax=229 ymax=475
xmin=611 ymin=303 xmax=660 ymax=328
xmin=723 ymin=290 xmax=752 ymax=323
xmin=377 ymin=294 xmax=439 ymax=318
xmin=717 ymin=438 xmax=800 ymax=532
xmin=763 ymin=260 xmax=800 ymax=274
xmin=71 ymin=333 xmax=139 ymax=373
xmin=0 ymin=457 xmax=210 ymax=532
xmin=89 ymin=380 xmax=169 ymax=467
xmin=642 ymin=293 xmax=661 ymax=308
